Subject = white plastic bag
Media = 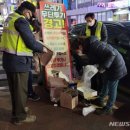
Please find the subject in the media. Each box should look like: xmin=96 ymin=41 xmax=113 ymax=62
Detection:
xmin=83 ymin=65 xmax=98 ymax=80
xmin=82 ymin=106 xmax=96 ymax=116
xmin=82 ymin=65 xmax=98 ymax=88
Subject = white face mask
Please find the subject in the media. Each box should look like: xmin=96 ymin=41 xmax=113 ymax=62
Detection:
xmin=87 ymin=20 xmax=95 ymax=27
xmin=23 ymin=10 xmax=32 ymax=20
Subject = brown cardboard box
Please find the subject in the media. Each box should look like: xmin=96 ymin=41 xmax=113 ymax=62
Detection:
xmin=35 ymin=40 xmax=54 ymax=66
xmin=60 ymin=89 xmax=78 ymax=109
xmin=50 ymin=87 xmax=65 ymax=102
xmin=39 ymin=48 xmax=53 ymax=66
xmin=34 ymin=32 xmax=41 ymax=41
xmin=48 ymin=77 xmax=68 ymax=102
xmin=48 ymin=77 xmax=69 ymax=88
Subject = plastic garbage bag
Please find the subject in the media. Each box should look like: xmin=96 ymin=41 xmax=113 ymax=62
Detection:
xmin=82 ymin=65 xmax=98 ymax=88
xmin=82 ymin=106 xmax=96 ymax=116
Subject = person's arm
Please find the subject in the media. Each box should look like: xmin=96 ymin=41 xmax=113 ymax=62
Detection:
xmin=78 ymin=26 xmax=87 ymax=39
xmin=101 ymin=24 xmax=108 ymax=43
xmin=14 ymin=17 xmax=43 ymax=53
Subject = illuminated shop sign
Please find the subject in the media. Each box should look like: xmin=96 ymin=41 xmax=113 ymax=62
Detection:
xmin=0 ymin=0 xmax=4 ymax=3
xmin=97 ymin=0 xmax=129 ymax=9
xmin=107 ymin=0 xmax=129 ymax=9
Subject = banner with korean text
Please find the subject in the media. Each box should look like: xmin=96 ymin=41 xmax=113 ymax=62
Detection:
xmin=39 ymin=1 xmax=72 ymax=81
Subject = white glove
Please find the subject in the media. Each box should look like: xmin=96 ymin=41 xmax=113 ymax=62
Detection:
xmin=43 ymin=47 xmax=48 ymax=53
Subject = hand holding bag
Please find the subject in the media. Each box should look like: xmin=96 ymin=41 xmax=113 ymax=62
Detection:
xmin=35 ymin=40 xmax=54 ymax=66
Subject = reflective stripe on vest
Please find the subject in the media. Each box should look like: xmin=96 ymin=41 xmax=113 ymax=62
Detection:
xmin=86 ymin=21 xmax=103 ymax=41
xmin=0 ymin=12 xmax=33 ymax=56
xmin=27 ymin=0 xmax=37 ymax=6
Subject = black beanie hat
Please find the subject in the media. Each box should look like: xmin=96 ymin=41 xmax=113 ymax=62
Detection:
xmin=19 ymin=1 xmax=36 ymax=13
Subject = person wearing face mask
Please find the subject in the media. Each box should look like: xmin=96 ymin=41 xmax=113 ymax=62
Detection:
xmin=80 ymin=12 xmax=108 ymax=43
xmin=71 ymin=13 xmax=107 ymax=71
xmin=72 ymin=13 xmax=108 ymax=93
xmin=0 ymin=1 xmax=47 ymax=125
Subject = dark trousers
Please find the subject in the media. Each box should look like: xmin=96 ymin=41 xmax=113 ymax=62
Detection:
xmin=99 ymin=79 xmax=119 ymax=109
xmin=28 ymin=71 xmax=34 ymax=95
xmin=91 ymin=73 xmax=104 ymax=93
xmin=6 ymin=72 xmax=29 ymax=121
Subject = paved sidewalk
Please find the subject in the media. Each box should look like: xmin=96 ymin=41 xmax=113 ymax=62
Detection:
xmin=0 ymin=86 xmax=130 ymax=130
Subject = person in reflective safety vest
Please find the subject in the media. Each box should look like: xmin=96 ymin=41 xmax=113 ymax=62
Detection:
xmin=0 ymin=1 xmax=47 ymax=125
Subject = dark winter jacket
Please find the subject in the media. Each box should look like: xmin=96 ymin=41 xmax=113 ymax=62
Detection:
xmin=81 ymin=20 xmax=108 ymax=43
xmin=83 ymin=36 xmax=127 ymax=80
xmin=2 ymin=10 xmax=43 ymax=72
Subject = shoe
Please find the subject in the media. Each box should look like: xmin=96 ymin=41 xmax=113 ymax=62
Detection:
xmin=28 ymin=93 xmax=40 ymax=101
xmin=11 ymin=120 xmax=22 ymax=125
xmin=24 ymin=107 xmax=32 ymax=115
xmin=12 ymin=115 xmax=36 ymax=125
xmin=112 ymin=104 xmax=119 ymax=110
xmin=95 ymin=107 xmax=113 ymax=115
xmin=90 ymin=98 xmax=105 ymax=107
xmin=25 ymin=107 xmax=29 ymax=113
xmin=21 ymin=115 xmax=36 ymax=123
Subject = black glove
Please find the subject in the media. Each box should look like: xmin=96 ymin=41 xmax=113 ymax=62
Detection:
xmin=99 ymin=68 xmax=106 ymax=73
xmin=30 ymin=18 xmax=41 ymax=33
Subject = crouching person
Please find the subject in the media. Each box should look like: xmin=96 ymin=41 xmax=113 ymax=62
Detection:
xmin=81 ymin=36 xmax=127 ymax=115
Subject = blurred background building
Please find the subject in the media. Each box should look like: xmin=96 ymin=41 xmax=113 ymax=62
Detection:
xmin=66 ymin=0 xmax=130 ymax=26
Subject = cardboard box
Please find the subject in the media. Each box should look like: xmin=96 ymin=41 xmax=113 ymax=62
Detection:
xmin=48 ymin=76 xmax=68 ymax=102
xmin=48 ymin=77 xmax=68 ymax=88
xmin=77 ymin=87 xmax=97 ymax=100
xmin=35 ymin=40 xmax=54 ymax=66
xmin=60 ymin=89 xmax=78 ymax=109
xmin=50 ymin=87 xmax=65 ymax=102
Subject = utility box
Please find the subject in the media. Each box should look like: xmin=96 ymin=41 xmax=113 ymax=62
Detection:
xmin=60 ymin=88 xmax=78 ymax=109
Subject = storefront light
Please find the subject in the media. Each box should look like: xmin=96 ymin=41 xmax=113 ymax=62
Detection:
xmin=108 ymin=18 xmax=113 ymax=21
xmin=107 ymin=0 xmax=129 ymax=9
xmin=114 ymin=9 xmax=129 ymax=15
xmin=0 ymin=0 xmax=4 ymax=3
xmin=11 ymin=0 xmax=17 ymax=4
xmin=1 ymin=6 xmax=8 ymax=16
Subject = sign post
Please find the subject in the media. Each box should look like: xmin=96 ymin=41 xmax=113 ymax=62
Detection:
xmin=39 ymin=1 xmax=72 ymax=83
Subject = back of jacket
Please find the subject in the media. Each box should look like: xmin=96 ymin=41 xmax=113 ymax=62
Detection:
xmin=2 ymin=11 xmax=43 ymax=72
xmin=87 ymin=41 xmax=127 ymax=80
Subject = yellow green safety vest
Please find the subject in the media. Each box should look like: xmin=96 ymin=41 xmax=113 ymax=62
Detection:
xmin=86 ymin=21 xmax=103 ymax=41
xmin=0 ymin=12 xmax=33 ymax=56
